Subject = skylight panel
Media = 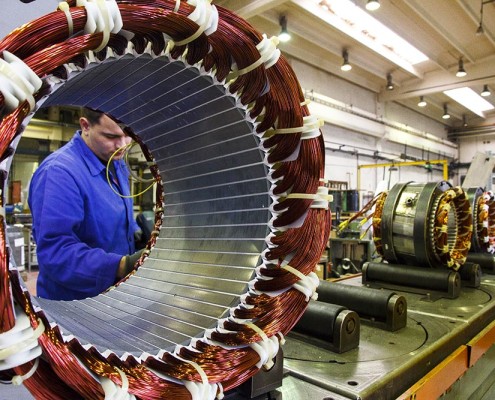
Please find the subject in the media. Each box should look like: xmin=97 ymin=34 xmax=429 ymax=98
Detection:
xmin=444 ymin=87 xmax=494 ymax=117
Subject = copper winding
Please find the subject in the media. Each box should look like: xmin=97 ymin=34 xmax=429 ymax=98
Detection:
xmin=0 ymin=216 xmax=15 ymax=333
xmin=432 ymin=186 xmax=472 ymax=270
xmin=486 ymin=192 xmax=495 ymax=252
xmin=370 ymin=192 xmax=388 ymax=257
xmin=336 ymin=191 xmax=388 ymax=258
xmin=0 ymin=1 xmax=329 ymax=398
xmin=475 ymin=194 xmax=489 ymax=250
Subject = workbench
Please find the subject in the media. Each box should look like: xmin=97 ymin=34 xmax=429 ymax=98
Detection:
xmin=227 ymin=272 xmax=495 ymax=399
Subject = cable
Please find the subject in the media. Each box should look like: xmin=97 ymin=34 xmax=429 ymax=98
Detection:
xmin=106 ymin=142 xmax=157 ymax=199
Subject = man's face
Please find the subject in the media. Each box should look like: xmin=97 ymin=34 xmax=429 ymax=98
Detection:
xmin=80 ymin=114 xmax=131 ymax=162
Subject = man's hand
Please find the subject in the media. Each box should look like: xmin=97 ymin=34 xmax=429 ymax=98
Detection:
xmin=135 ymin=229 xmax=147 ymax=250
xmin=116 ymin=249 xmax=144 ymax=279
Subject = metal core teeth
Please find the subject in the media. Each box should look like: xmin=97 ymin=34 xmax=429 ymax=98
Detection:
xmin=37 ymin=54 xmax=271 ymax=355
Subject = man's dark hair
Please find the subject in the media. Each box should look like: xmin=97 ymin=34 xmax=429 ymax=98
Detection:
xmin=81 ymin=107 xmax=104 ymax=126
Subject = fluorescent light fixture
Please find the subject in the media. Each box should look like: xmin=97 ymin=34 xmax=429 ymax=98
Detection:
xmin=311 ymin=0 xmax=428 ymax=76
xmin=444 ymin=87 xmax=494 ymax=117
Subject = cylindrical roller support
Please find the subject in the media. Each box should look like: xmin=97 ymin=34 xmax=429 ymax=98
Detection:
xmin=458 ymin=262 xmax=481 ymax=288
xmin=293 ymin=301 xmax=360 ymax=353
xmin=362 ymin=261 xmax=461 ymax=299
xmin=467 ymin=253 xmax=495 ymax=274
xmin=378 ymin=181 xmax=472 ymax=270
xmin=317 ymin=280 xmax=407 ymax=331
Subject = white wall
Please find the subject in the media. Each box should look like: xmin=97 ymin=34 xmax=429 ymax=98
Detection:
xmin=290 ymin=55 xmax=495 ymax=205
xmin=0 ymin=1 xmax=60 ymax=39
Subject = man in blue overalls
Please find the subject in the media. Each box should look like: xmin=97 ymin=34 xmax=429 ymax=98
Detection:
xmin=29 ymin=108 xmax=142 ymax=300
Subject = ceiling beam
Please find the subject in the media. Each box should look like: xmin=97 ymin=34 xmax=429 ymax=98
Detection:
xmin=379 ymin=55 xmax=495 ymax=102
xmin=290 ymin=0 xmax=423 ymax=78
xmin=405 ymin=0 xmax=476 ymax=63
xmin=249 ymin=16 xmax=383 ymax=92
xmin=456 ymin=0 xmax=495 ymax=48
xmin=214 ymin=0 xmax=289 ymax=19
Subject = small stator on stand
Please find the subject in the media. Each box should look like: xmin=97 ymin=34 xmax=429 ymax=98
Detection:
xmin=360 ymin=181 xmax=474 ymax=298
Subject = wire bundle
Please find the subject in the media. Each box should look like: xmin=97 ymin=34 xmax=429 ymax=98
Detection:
xmin=0 ymin=1 xmax=330 ymax=399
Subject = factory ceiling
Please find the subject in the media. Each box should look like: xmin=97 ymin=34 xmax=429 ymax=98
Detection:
xmin=2 ymin=1 xmax=494 ymax=136
xmin=215 ymin=0 xmax=495 ymax=133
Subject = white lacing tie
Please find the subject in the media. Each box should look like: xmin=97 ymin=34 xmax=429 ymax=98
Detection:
xmin=0 ymin=51 xmax=42 ymax=111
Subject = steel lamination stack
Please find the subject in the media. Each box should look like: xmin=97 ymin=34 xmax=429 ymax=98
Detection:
xmin=0 ymin=1 xmax=331 ymax=399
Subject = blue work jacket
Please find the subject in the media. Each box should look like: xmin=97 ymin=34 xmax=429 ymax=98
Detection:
xmin=28 ymin=131 xmax=138 ymax=300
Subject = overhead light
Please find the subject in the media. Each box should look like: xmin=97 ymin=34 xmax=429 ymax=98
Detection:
xmin=476 ymin=22 xmax=484 ymax=36
xmin=312 ymin=0 xmax=428 ymax=76
xmin=456 ymin=57 xmax=467 ymax=77
xmin=481 ymin=84 xmax=491 ymax=97
xmin=442 ymin=104 xmax=450 ymax=120
xmin=462 ymin=115 xmax=468 ymax=127
xmin=366 ymin=0 xmax=380 ymax=11
xmin=341 ymin=49 xmax=352 ymax=71
xmin=476 ymin=0 xmax=495 ymax=35
xmin=444 ymin=87 xmax=494 ymax=117
xmin=417 ymin=96 xmax=427 ymax=107
xmin=477 ymin=0 xmax=485 ymax=35
xmin=278 ymin=15 xmax=291 ymax=42
xmin=386 ymin=73 xmax=394 ymax=90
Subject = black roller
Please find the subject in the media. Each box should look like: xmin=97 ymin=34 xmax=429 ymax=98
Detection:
xmin=317 ymin=280 xmax=392 ymax=318
xmin=457 ymin=262 xmax=481 ymax=288
xmin=467 ymin=253 xmax=495 ymax=274
xmin=292 ymin=301 xmax=360 ymax=353
xmin=363 ymin=261 xmax=460 ymax=298
xmin=293 ymin=301 xmax=345 ymax=342
xmin=317 ymin=280 xmax=407 ymax=331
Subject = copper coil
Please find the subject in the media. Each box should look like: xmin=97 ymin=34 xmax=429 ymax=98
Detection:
xmin=0 ymin=1 xmax=329 ymax=398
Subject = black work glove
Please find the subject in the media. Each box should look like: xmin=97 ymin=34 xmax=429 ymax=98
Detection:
xmin=117 ymin=249 xmax=144 ymax=280
xmin=134 ymin=229 xmax=146 ymax=250
xmin=125 ymin=249 xmax=144 ymax=274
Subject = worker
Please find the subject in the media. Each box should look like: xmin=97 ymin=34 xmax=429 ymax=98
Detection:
xmin=28 ymin=108 xmax=143 ymax=301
